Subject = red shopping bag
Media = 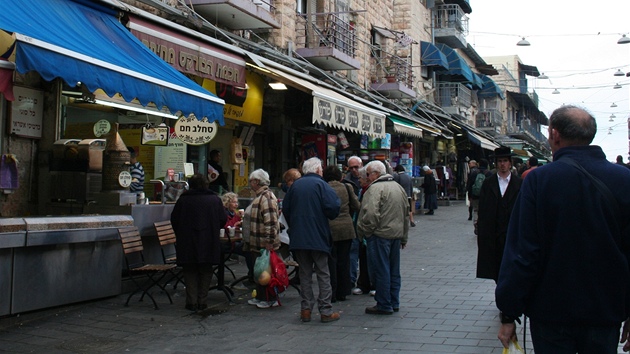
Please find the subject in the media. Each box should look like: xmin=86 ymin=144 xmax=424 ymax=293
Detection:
xmin=266 ymin=249 xmax=289 ymax=304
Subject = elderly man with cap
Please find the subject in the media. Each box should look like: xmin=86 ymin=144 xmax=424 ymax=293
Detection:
xmin=476 ymin=147 xmax=522 ymax=283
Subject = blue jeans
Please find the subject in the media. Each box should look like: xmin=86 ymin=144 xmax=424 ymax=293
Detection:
xmin=530 ymin=320 xmax=621 ymax=354
xmin=366 ymin=235 xmax=401 ymax=312
xmin=349 ymin=238 xmax=360 ymax=285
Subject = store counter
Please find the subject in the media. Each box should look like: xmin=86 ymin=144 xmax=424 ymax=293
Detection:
xmin=2 ymin=215 xmax=133 ymax=315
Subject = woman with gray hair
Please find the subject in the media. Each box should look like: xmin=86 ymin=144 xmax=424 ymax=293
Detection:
xmin=243 ymin=169 xmax=281 ymax=309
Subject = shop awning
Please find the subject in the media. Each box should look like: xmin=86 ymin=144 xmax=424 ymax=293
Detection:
xmin=478 ymin=74 xmax=505 ymax=99
xmin=0 ymin=60 xmax=15 ymax=101
xmin=466 ymin=129 xmax=500 ymax=150
xmin=435 ymin=43 xmax=475 ymax=84
xmin=250 ymin=63 xmax=387 ymax=138
xmin=420 ymin=41 xmax=449 ymax=71
xmin=0 ymin=0 xmax=225 ymax=124
xmin=388 ymin=116 xmax=423 ymax=139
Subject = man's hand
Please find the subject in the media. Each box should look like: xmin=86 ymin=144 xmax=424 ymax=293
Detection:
xmin=620 ymin=318 xmax=630 ymax=351
xmin=498 ymin=322 xmax=517 ymax=349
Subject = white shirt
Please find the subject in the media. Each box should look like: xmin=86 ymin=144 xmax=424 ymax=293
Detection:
xmin=497 ymin=172 xmax=511 ymax=197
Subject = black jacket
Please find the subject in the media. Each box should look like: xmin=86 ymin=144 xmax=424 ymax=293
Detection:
xmin=476 ymin=172 xmax=522 ymax=281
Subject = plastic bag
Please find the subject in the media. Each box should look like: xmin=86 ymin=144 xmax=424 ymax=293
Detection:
xmin=502 ymin=339 xmax=524 ymax=354
xmin=266 ymin=249 xmax=289 ymax=304
xmin=253 ymin=249 xmax=271 ymax=285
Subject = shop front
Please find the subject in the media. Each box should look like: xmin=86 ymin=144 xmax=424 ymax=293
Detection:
xmin=0 ymin=0 xmax=229 ymax=314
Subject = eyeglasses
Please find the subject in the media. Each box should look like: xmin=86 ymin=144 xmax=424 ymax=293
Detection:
xmin=348 ymin=166 xmax=359 ymax=170
xmin=368 ymin=170 xmax=379 ymax=175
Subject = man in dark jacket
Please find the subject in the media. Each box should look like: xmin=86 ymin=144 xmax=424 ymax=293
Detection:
xmin=171 ymin=173 xmax=226 ymax=311
xmin=283 ymin=157 xmax=341 ymax=323
xmin=496 ymin=105 xmax=630 ymax=353
xmin=393 ymin=164 xmax=415 ymax=227
xmin=476 ymin=147 xmax=522 ymax=283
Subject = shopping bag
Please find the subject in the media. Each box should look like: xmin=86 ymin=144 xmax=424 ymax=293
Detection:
xmin=253 ymin=249 xmax=271 ymax=285
xmin=502 ymin=339 xmax=524 ymax=354
xmin=266 ymin=249 xmax=289 ymax=302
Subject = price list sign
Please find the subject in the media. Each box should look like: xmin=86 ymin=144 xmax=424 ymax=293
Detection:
xmin=10 ymin=86 xmax=44 ymax=139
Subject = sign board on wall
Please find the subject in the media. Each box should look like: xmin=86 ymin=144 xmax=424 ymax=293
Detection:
xmin=154 ymin=130 xmax=187 ymax=178
xmin=10 ymin=86 xmax=44 ymax=138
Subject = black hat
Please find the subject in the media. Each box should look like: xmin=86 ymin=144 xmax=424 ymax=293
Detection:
xmin=491 ymin=147 xmax=516 ymax=159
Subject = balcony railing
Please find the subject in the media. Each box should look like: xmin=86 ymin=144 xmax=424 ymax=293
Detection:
xmin=295 ymin=13 xmax=356 ymax=58
xmin=436 ymin=82 xmax=471 ymax=109
xmin=476 ymin=109 xmax=503 ymax=128
xmin=433 ymin=4 xmax=468 ymax=35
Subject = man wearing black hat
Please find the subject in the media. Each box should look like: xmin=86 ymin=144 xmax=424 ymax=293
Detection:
xmin=476 ymin=147 xmax=522 ymax=283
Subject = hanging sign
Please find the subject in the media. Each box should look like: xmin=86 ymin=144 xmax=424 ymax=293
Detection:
xmin=174 ymin=115 xmax=218 ymax=145
xmin=141 ymin=125 xmax=169 ymax=146
xmin=93 ymin=119 xmax=111 ymax=137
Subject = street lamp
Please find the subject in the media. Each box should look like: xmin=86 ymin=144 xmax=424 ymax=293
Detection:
xmin=516 ymin=37 xmax=531 ymax=46
xmin=618 ymin=34 xmax=630 ymax=44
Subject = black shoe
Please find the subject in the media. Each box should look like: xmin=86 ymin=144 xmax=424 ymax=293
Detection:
xmin=185 ymin=304 xmax=197 ymax=311
xmin=425 ymin=211 xmax=434 ymax=215
xmin=197 ymin=303 xmax=208 ymax=311
xmin=467 ymin=216 xmax=472 ymax=221
xmin=365 ymin=306 xmax=393 ymax=315
xmin=337 ymin=295 xmax=347 ymax=302
xmin=393 ymin=308 xmax=400 ymax=312
xmin=410 ymin=221 xmax=416 ymax=227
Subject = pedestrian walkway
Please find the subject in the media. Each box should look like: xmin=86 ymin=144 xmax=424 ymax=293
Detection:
xmin=0 ymin=202 xmax=623 ymax=353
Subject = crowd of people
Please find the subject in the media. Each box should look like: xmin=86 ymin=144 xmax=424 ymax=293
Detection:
xmin=168 ymin=104 xmax=630 ymax=352
xmin=169 ymin=155 xmax=413 ymax=323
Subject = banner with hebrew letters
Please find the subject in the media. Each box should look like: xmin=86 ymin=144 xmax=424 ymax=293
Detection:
xmin=312 ymin=96 xmax=385 ymax=138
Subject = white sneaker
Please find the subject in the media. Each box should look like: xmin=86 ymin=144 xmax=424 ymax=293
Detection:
xmin=248 ymin=298 xmax=262 ymax=306
xmin=256 ymin=300 xmax=279 ymax=309
xmin=369 ymin=290 xmax=376 ymax=296
xmin=352 ymin=288 xmax=363 ymax=295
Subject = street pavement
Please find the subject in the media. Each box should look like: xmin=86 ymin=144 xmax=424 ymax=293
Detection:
xmin=0 ymin=201 xmax=624 ymax=353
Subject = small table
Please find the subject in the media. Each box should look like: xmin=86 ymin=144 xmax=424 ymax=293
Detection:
xmin=210 ymin=235 xmax=242 ymax=302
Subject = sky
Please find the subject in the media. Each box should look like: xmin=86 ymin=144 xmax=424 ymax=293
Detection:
xmin=467 ymin=0 xmax=630 ymax=162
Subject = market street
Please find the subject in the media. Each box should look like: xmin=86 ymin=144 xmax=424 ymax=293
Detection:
xmin=1 ymin=200 xmax=610 ymax=353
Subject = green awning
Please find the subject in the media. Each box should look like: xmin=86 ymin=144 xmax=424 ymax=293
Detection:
xmin=388 ymin=115 xmax=423 ymax=138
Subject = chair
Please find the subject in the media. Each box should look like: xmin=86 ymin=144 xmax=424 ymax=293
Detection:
xmin=119 ymin=226 xmax=177 ymax=309
xmin=153 ymin=220 xmax=185 ymax=289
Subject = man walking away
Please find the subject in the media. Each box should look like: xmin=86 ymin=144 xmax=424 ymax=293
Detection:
xmin=496 ymin=105 xmax=630 ymax=353
xmin=283 ymin=157 xmax=341 ymax=323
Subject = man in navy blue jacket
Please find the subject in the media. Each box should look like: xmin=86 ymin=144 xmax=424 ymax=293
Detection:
xmin=283 ymin=157 xmax=340 ymax=323
xmin=496 ymin=105 xmax=630 ymax=353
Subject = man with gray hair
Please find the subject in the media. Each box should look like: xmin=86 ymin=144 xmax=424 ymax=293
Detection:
xmin=357 ymin=160 xmax=409 ymax=315
xmin=283 ymin=157 xmax=341 ymax=323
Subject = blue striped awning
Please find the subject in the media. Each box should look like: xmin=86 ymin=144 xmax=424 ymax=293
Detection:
xmin=420 ymin=41 xmax=449 ymax=71
xmin=435 ymin=43 xmax=475 ymax=84
xmin=0 ymin=0 xmax=225 ymax=123
xmin=478 ymin=74 xmax=505 ymax=99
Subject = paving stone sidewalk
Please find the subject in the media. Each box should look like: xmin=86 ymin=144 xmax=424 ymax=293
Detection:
xmin=1 ymin=201 xmax=618 ymax=353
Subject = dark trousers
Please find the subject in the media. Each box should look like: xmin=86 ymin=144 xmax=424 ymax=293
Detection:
xmin=356 ymin=241 xmax=372 ymax=292
xmin=182 ymin=263 xmax=213 ymax=307
xmin=530 ymin=320 xmax=621 ymax=354
xmin=328 ymin=239 xmax=352 ymax=299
